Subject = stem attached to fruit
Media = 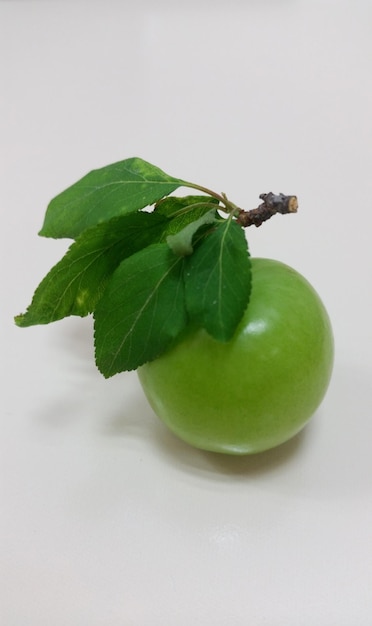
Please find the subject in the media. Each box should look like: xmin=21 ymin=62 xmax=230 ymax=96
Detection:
xmin=183 ymin=179 xmax=298 ymax=228
xmin=236 ymin=193 xmax=298 ymax=227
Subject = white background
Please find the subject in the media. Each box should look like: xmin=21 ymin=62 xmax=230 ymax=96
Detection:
xmin=1 ymin=1 xmax=372 ymax=624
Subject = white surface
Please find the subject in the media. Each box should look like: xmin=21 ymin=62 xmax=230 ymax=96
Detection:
xmin=1 ymin=2 xmax=372 ymax=625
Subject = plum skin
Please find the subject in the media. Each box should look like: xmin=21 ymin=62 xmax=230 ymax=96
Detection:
xmin=138 ymin=258 xmax=334 ymax=454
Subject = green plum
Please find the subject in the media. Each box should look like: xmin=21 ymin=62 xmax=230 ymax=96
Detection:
xmin=138 ymin=258 xmax=334 ymax=454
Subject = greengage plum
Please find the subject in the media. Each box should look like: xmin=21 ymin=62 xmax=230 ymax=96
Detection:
xmin=138 ymin=258 xmax=334 ymax=454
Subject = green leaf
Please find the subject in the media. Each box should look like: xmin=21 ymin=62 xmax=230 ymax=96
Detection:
xmin=154 ymin=194 xmax=219 ymax=218
xmin=155 ymin=194 xmax=220 ymax=255
xmin=166 ymin=209 xmax=217 ymax=256
xmin=184 ymin=220 xmax=251 ymax=341
xmin=158 ymin=195 xmax=219 ymax=239
xmin=94 ymin=243 xmax=187 ymax=376
xmin=39 ymin=157 xmax=185 ymax=239
xmin=15 ymin=212 xmax=168 ymax=327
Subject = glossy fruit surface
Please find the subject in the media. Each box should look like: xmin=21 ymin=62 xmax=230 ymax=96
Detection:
xmin=138 ymin=258 xmax=334 ymax=454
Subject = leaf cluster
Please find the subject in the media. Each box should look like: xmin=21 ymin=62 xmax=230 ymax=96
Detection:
xmin=15 ymin=158 xmax=252 ymax=377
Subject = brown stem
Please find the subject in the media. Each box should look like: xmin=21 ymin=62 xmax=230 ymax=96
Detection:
xmin=236 ymin=193 xmax=298 ymax=228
